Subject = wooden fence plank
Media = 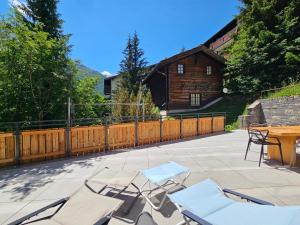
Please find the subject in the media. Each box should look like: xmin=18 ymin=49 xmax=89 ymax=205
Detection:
xmin=21 ymin=129 xmax=66 ymax=162
xmin=198 ymin=117 xmax=213 ymax=135
xmin=138 ymin=121 xmax=160 ymax=145
xmin=71 ymin=126 xmax=105 ymax=154
xmin=213 ymin=116 xmax=225 ymax=132
xmin=182 ymin=118 xmax=198 ymax=138
xmin=108 ymin=123 xmax=135 ymax=150
xmin=162 ymin=120 xmax=181 ymax=141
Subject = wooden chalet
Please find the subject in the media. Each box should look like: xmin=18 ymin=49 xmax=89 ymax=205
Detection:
xmin=143 ymin=45 xmax=225 ymax=112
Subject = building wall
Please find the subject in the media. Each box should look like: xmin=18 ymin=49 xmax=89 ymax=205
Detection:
xmin=167 ymin=53 xmax=223 ymax=110
xmin=209 ymin=26 xmax=237 ymax=53
xmin=146 ymin=74 xmax=166 ymax=108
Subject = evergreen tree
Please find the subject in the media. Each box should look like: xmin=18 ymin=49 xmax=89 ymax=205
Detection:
xmin=26 ymin=0 xmax=62 ymax=38
xmin=119 ymin=32 xmax=147 ymax=94
xmin=226 ymin=0 xmax=300 ymax=94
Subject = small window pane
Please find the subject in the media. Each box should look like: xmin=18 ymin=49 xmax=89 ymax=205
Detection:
xmin=178 ymin=64 xmax=184 ymax=74
xmin=207 ymin=66 xmax=212 ymax=75
xmin=190 ymin=93 xmax=201 ymax=106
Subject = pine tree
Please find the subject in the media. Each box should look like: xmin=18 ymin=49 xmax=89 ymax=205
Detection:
xmin=119 ymin=32 xmax=147 ymax=94
xmin=226 ymin=0 xmax=300 ymax=94
xmin=26 ymin=0 xmax=62 ymax=38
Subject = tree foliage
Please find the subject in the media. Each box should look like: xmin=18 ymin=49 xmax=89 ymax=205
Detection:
xmin=72 ymin=76 xmax=109 ymax=118
xmin=112 ymin=32 xmax=158 ymax=118
xmin=25 ymin=0 xmax=62 ymax=38
xmin=226 ymin=0 xmax=300 ymax=94
xmin=119 ymin=32 xmax=147 ymax=95
xmin=0 ymin=11 xmax=73 ymax=122
xmin=0 ymin=9 xmax=107 ymax=123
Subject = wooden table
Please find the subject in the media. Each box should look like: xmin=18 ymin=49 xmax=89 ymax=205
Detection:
xmin=253 ymin=126 xmax=300 ymax=166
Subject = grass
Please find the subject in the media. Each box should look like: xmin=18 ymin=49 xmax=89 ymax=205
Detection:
xmin=198 ymin=95 xmax=251 ymax=131
xmin=265 ymin=83 xmax=300 ymax=99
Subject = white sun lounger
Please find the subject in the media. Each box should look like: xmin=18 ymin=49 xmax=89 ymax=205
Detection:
xmin=139 ymin=161 xmax=190 ymax=210
xmin=169 ymin=179 xmax=300 ymax=225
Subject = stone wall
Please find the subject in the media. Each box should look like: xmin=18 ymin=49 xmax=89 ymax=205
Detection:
xmin=240 ymin=96 xmax=300 ymax=128
xmin=260 ymin=96 xmax=300 ymax=125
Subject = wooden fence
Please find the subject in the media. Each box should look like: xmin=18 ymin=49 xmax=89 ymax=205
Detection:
xmin=0 ymin=115 xmax=225 ymax=167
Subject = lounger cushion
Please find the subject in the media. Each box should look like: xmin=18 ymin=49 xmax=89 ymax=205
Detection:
xmin=170 ymin=179 xmax=300 ymax=225
xmin=205 ymin=202 xmax=300 ymax=225
xmin=142 ymin=161 xmax=189 ymax=184
xmin=51 ymin=186 xmax=123 ymax=225
xmin=89 ymin=169 xmax=138 ymax=187
xmin=169 ymin=179 xmax=234 ymax=218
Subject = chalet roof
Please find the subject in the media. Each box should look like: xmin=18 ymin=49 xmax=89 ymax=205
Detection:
xmin=204 ymin=18 xmax=237 ymax=47
xmin=104 ymin=74 xmax=121 ymax=81
xmin=142 ymin=45 xmax=225 ymax=84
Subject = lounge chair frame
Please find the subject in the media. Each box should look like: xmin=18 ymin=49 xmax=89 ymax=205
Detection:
xmin=139 ymin=170 xmax=190 ymax=211
xmin=174 ymin=187 xmax=274 ymax=225
xmin=85 ymin=167 xmax=140 ymax=215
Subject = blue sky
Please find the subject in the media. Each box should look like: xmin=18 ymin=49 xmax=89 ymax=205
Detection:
xmin=0 ymin=0 xmax=242 ymax=75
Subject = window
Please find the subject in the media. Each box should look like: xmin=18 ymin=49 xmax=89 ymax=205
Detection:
xmin=177 ymin=64 xmax=184 ymax=75
xmin=207 ymin=66 xmax=212 ymax=75
xmin=190 ymin=93 xmax=201 ymax=106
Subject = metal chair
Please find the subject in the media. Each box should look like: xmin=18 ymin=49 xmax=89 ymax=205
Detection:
xmin=244 ymin=124 xmax=284 ymax=166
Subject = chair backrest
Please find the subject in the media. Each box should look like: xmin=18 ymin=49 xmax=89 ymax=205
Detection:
xmin=135 ymin=212 xmax=157 ymax=225
xmin=247 ymin=123 xmax=269 ymax=142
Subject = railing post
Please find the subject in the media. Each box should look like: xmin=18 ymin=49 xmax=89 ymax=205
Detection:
xmin=65 ymin=120 xmax=71 ymax=157
xmin=134 ymin=116 xmax=138 ymax=147
xmin=14 ymin=123 xmax=21 ymax=166
xmin=196 ymin=114 xmax=199 ymax=136
xmin=104 ymin=117 xmax=109 ymax=152
xmin=180 ymin=115 xmax=183 ymax=139
xmin=211 ymin=113 xmax=214 ymax=133
xmin=224 ymin=112 xmax=226 ymax=131
xmin=159 ymin=115 xmax=163 ymax=142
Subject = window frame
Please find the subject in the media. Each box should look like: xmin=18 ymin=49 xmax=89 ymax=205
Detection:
xmin=190 ymin=93 xmax=201 ymax=106
xmin=206 ymin=66 xmax=212 ymax=75
xmin=177 ymin=64 xmax=184 ymax=75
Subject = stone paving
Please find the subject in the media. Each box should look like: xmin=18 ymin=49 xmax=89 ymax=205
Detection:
xmin=1 ymin=130 xmax=300 ymax=225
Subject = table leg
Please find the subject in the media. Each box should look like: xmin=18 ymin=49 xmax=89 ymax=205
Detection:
xmin=268 ymin=136 xmax=297 ymax=166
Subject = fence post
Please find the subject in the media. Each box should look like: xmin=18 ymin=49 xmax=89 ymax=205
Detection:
xmin=159 ymin=115 xmax=163 ymax=142
xmin=197 ymin=114 xmax=199 ymax=136
xmin=134 ymin=116 xmax=138 ymax=147
xmin=180 ymin=115 xmax=183 ymax=139
xmin=211 ymin=113 xmax=214 ymax=133
xmin=224 ymin=112 xmax=226 ymax=131
xmin=104 ymin=117 xmax=109 ymax=152
xmin=14 ymin=123 xmax=21 ymax=166
xmin=65 ymin=121 xmax=71 ymax=157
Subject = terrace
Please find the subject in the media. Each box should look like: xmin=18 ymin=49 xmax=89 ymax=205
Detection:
xmin=1 ymin=130 xmax=300 ymax=225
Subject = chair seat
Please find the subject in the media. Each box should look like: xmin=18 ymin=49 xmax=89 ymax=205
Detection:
xmin=50 ymin=186 xmax=123 ymax=225
xmin=142 ymin=161 xmax=189 ymax=184
xmin=169 ymin=179 xmax=300 ymax=225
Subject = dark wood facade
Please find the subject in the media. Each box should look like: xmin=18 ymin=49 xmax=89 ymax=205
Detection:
xmin=143 ymin=45 xmax=225 ymax=111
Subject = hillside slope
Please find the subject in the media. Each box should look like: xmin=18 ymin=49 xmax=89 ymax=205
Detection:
xmin=199 ymin=95 xmax=251 ymax=130
xmin=265 ymin=83 xmax=300 ymax=99
xmin=76 ymin=63 xmax=105 ymax=95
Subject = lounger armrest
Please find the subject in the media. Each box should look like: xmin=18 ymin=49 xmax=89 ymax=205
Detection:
xmin=8 ymin=198 xmax=69 ymax=225
xmin=223 ymin=188 xmax=274 ymax=206
xmin=182 ymin=210 xmax=213 ymax=225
